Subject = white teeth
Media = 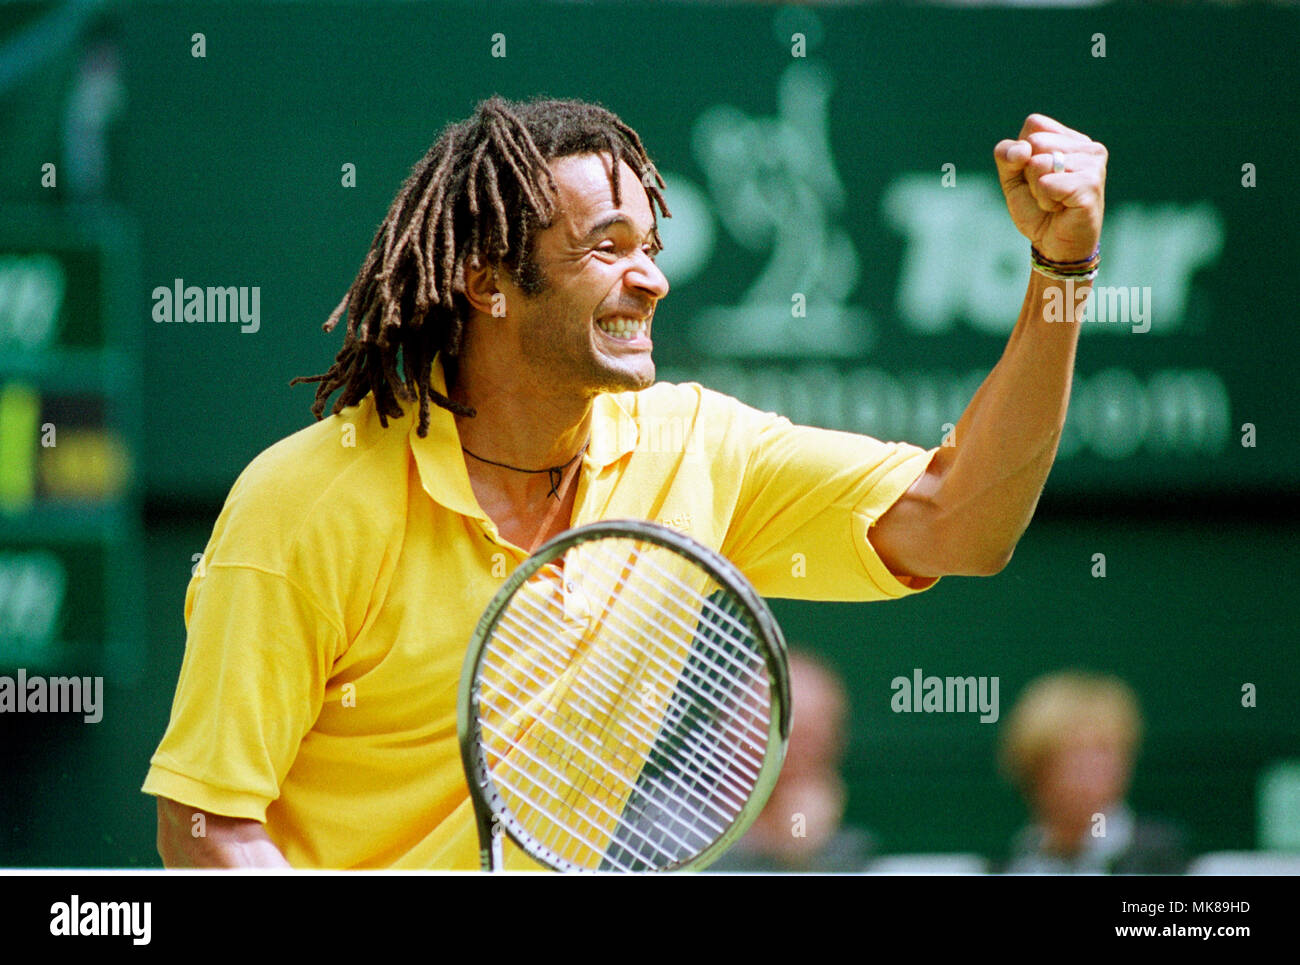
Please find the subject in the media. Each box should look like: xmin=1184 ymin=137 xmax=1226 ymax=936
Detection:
xmin=597 ymin=317 xmax=647 ymax=340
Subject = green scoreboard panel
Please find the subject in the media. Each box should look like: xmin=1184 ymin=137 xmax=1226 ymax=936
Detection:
xmin=0 ymin=208 xmax=144 ymax=684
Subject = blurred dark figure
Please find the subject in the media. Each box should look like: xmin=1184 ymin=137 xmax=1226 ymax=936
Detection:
xmin=999 ymin=670 xmax=1189 ymax=874
xmin=710 ymin=650 xmax=876 ymax=872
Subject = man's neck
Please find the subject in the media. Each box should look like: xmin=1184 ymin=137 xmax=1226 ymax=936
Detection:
xmin=448 ymin=357 xmax=594 ymax=513
xmin=452 ymin=371 xmax=592 ymax=468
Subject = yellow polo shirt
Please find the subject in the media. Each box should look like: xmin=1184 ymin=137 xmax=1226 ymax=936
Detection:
xmin=142 ymin=359 xmax=939 ymax=869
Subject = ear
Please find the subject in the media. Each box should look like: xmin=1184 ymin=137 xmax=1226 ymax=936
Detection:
xmin=463 ymin=254 xmax=502 ymax=317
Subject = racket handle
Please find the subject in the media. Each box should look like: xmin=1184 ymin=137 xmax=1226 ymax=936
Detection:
xmin=476 ymin=808 xmax=503 ymax=871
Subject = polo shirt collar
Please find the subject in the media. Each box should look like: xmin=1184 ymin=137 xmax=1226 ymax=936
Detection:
xmin=588 ymin=390 xmax=639 ymax=469
xmin=406 ymin=356 xmax=483 ymax=519
xmin=408 ymin=356 xmax=640 ymax=517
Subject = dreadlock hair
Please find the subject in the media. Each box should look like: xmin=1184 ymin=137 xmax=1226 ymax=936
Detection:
xmin=290 ymin=95 xmax=671 ymax=437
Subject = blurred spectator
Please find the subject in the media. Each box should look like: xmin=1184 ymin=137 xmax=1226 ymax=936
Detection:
xmin=999 ymin=670 xmax=1189 ymax=874
xmin=710 ymin=650 xmax=877 ymax=872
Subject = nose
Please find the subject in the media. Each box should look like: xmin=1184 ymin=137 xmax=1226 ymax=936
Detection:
xmin=627 ymin=249 xmax=670 ymax=301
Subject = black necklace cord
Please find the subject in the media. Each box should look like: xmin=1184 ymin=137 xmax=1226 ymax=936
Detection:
xmin=462 ymin=439 xmax=590 ymax=500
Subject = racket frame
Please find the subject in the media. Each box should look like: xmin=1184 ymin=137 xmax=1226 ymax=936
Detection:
xmin=457 ymin=519 xmax=791 ymax=873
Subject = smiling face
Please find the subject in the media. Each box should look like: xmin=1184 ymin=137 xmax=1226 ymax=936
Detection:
xmin=500 ymin=152 xmax=669 ymax=397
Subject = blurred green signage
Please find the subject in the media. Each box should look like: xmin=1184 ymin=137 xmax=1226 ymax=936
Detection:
xmin=7 ymin=2 xmax=1295 ymax=500
xmin=0 ymin=210 xmax=143 ymax=680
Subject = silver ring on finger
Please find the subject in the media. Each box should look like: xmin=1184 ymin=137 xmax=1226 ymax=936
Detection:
xmin=1052 ymin=151 xmax=1066 ymax=174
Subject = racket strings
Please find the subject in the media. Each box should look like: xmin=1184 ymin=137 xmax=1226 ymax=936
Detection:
xmin=503 ymin=578 xmax=771 ymax=760
xmin=485 ymin=620 xmax=750 ymax=810
xmin=488 ymin=593 xmax=759 ymax=847
xmin=492 ymin=544 xmax=769 ymax=748
xmin=481 ymin=650 xmax=731 ymax=864
xmin=486 ymin=621 xmax=757 ymax=812
xmin=597 ymin=558 xmax=773 ymax=709
xmin=479 ymin=719 xmax=704 ymax=868
xmin=475 ymin=537 xmax=775 ymax=870
xmin=486 ymin=617 xmax=756 ymax=834
xmin=500 ymin=559 xmax=770 ymax=789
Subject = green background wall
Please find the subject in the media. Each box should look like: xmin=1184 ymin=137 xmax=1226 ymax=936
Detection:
xmin=1 ymin=0 xmax=1297 ymax=867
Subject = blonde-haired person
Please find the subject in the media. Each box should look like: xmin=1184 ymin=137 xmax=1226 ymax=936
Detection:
xmin=999 ymin=670 xmax=1188 ymax=874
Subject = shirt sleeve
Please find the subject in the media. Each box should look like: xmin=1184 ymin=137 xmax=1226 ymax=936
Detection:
xmin=141 ymin=561 xmax=346 ymax=821
xmin=717 ymin=395 xmax=941 ymax=602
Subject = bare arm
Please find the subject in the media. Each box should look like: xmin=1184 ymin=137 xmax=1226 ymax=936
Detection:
xmin=156 ymin=796 xmax=292 ymax=868
xmin=873 ymin=271 xmax=1084 ymax=577
xmin=872 ymin=114 xmax=1107 ymax=579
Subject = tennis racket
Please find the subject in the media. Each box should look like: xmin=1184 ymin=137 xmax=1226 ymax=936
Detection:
xmin=457 ymin=519 xmax=791 ymax=872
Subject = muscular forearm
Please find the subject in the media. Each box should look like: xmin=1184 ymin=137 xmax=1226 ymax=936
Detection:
xmin=926 ymin=270 xmax=1084 ymax=569
xmin=874 ymin=270 xmax=1084 ymax=578
xmin=156 ymin=797 xmax=292 ymax=868
xmin=871 ymin=114 xmax=1106 ymax=580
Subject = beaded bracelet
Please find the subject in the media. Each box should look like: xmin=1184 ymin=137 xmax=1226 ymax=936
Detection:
xmin=1032 ymin=243 xmax=1101 ymax=268
xmin=1031 ymin=243 xmax=1100 ymax=281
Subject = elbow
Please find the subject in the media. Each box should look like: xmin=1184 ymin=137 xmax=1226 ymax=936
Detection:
xmin=973 ymin=543 xmax=1015 ymax=576
xmin=930 ymin=518 xmax=1017 ymax=576
xmin=882 ymin=487 xmax=1020 ymax=578
xmin=941 ymin=544 xmax=1013 ymax=577
xmin=957 ymin=523 xmax=1018 ymax=575
xmin=156 ymin=803 xmax=178 ymax=867
xmin=156 ymin=797 xmax=190 ymax=868
xmin=156 ymin=796 xmax=207 ymax=868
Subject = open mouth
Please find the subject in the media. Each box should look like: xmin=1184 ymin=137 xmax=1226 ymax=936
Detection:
xmin=595 ymin=316 xmax=650 ymax=341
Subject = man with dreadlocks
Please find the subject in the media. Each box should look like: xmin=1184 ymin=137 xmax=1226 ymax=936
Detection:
xmin=144 ymin=96 xmax=1107 ymax=868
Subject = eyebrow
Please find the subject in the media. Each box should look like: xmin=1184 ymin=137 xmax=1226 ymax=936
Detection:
xmin=579 ymin=214 xmax=660 ymax=247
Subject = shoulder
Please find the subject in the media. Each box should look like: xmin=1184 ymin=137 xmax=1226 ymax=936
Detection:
xmin=210 ymin=394 xmax=412 ymax=570
xmin=599 ymin=381 xmax=786 ymax=476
